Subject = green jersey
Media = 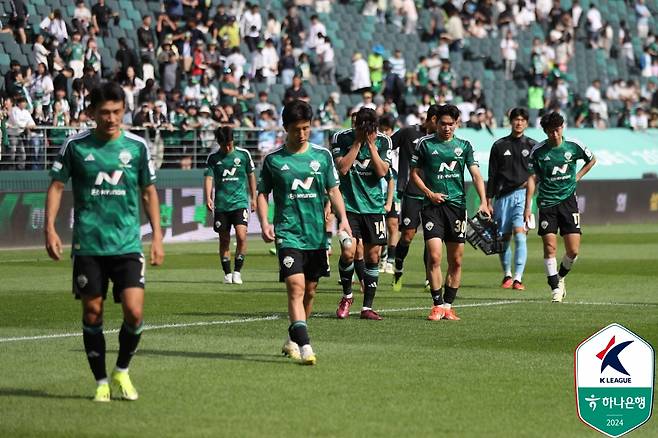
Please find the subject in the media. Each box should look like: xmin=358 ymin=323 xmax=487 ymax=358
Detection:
xmin=258 ymin=143 xmax=338 ymax=250
xmin=410 ymin=134 xmax=477 ymax=209
xmin=49 ymin=130 xmax=156 ymax=256
xmin=528 ymin=138 xmax=594 ymax=208
xmin=204 ymin=147 xmax=255 ymax=212
xmin=331 ymin=129 xmax=392 ymax=214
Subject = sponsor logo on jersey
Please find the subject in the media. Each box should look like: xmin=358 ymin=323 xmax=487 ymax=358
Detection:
xmin=85 ymin=153 xmax=95 ymax=161
xmin=310 ymin=160 xmax=321 ymax=172
xmin=454 ymin=147 xmax=463 ymax=157
xmin=222 ymin=167 xmax=238 ymax=177
xmin=425 ymin=221 xmax=434 ymax=231
xmin=92 ymin=171 xmax=127 ymax=196
xmin=291 ymin=177 xmax=314 ymax=191
xmin=503 ymin=150 xmax=512 ymax=156
xmin=438 ymin=161 xmax=457 ymax=172
xmin=283 ymin=256 xmax=295 ymax=268
xmin=522 ymin=149 xmax=530 ymax=157
xmin=354 ymin=159 xmax=371 ymax=169
xmin=281 ymin=164 xmax=290 ymax=171
xmin=119 ymin=150 xmax=132 ymax=168
xmin=552 ymin=164 xmax=569 ymax=175
xmin=544 ymin=155 xmax=551 ymax=161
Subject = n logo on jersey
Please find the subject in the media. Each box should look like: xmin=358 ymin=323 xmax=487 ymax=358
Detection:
xmin=291 ymin=177 xmax=314 ymax=190
xmin=354 ymin=159 xmax=371 ymax=169
xmin=94 ymin=170 xmax=123 ymax=185
xmin=552 ymin=164 xmax=568 ymax=175
xmin=438 ymin=161 xmax=457 ymax=172
xmin=222 ymin=167 xmax=238 ymax=177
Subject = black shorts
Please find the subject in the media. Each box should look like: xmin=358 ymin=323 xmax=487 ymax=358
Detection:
xmin=538 ymin=195 xmax=581 ymax=236
xmin=421 ymin=204 xmax=467 ymax=243
xmin=386 ymin=200 xmax=401 ymax=220
xmin=278 ymin=248 xmax=329 ymax=282
xmin=399 ymin=195 xmax=424 ymax=230
xmin=347 ymin=212 xmax=387 ymax=246
xmin=213 ymin=208 xmax=249 ymax=233
xmin=72 ymin=253 xmax=145 ymax=303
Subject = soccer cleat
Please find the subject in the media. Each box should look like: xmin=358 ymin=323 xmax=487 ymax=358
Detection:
xmin=281 ymin=339 xmax=301 ymax=360
xmin=300 ymin=344 xmax=316 ymax=365
xmin=232 ymin=271 xmax=243 ymax=284
xmin=360 ymin=309 xmax=383 ymax=320
xmin=392 ymin=273 xmax=403 ymax=292
xmin=512 ymin=280 xmax=525 ymax=291
xmin=427 ymin=305 xmax=446 ymax=321
xmin=551 ymin=288 xmax=565 ymax=303
xmin=336 ymin=296 xmax=353 ymax=319
xmin=443 ymin=307 xmax=461 ymax=321
xmin=384 ymin=262 xmax=395 ymax=274
xmin=93 ymin=383 xmax=111 ymax=402
xmin=223 ymin=273 xmax=233 ymax=284
xmin=501 ymin=276 xmax=513 ymax=289
xmin=111 ymin=370 xmax=138 ymax=401
xmin=378 ymin=260 xmax=386 ymax=273
xmin=269 ymin=247 xmax=277 ymax=255
xmin=424 ymin=280 xmax=431 ymax=293
xmin=558 ymin=276 xmax=567 ymax=298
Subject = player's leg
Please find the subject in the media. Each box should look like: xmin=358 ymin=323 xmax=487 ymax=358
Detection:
xmin=286 ymin=273 xmax=315 ymax=365
xmin=511 ymin=190 xmax=528 ymax=290
xmin=559 ymin=233 xmax=580 ymax=278
xmin=494 ymin=195 xmax=513 ymax=287
xmin=232 ymin=222 xmax=248 ymax=284
xmin=385 ymin=214 xmax=399 ymax=274
xmin=425 ymin=238 xmax=446 ymax=320
xmin=539 ymin=206 xmax=563 ymax=302
xmin=337 ymin=213 xmax=359 ymax=318
xmin=556 ymin=196 xmax=582 ymax=295
xmin=360 ymin=242 xmax=383 ymax=320
xmin=393 ymin=196 xmax=422 ymax=290
xmin=354 ymin=240 xmax=366 ymax=285
xmin=443 ymin=242 xmax=464 ymax=320
xmin=215 ymin=211 xmax=233 ymax=283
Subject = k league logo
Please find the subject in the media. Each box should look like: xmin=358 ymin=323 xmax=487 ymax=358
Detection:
xmin=575 ymin=323 xmax=654 ymax=437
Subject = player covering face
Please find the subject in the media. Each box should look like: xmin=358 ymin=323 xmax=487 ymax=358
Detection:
xmin=45 ymin=82 xmax=164 ymax=402
xmin=257 ymin=99 xmax=351 ymax=364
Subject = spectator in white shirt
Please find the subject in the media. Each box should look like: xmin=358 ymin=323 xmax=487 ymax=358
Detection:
xmin=500 ymin=31 xmax=518 ymax=80
xmin=316 ymin=35 xmax=335 ymax=85
xmin=630 ymin=107 xmax=648 ymax=131
xmin=40 ymin=9 xmax=69 ymax=44
xmin=305 ymin=14 xmax=326 ymax=51
xmin=585 ymin=79 xmax=608 ymax=120
xmin=8 ymin=97 xmax=36 ymax=170
xmin=351 ymin=52 xmax=371 ymax=93
xmin=241 ymin=3 xmax=262 ymax=52
xmin=225 ymin=47 xmax=247 ymax=81
xmin=388 ymin=49 xmax=406 ymax=79
xmin=400 ymin=0 xmax=418 ymax=35
xmin=635 ymin=0 xmax=651 ymax=40
xmin=33 ymin=34 xmax=50 ymax=67
xmin=586 ymin=4 xmax=602 ymax=48
xmin=74 ymin=0 xmax=93 ymax=33
xmin=261 ymin=39 xmax=279 ymax=85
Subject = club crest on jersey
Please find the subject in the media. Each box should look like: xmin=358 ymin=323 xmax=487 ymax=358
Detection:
xmin=454 ymin=147 xmax=463 ymax=157
xmin=234 ymin=158 xmax=241 ymax=166
xmin=310 ymin=160 xmax=321 ymax=172
xmin=522 ymin=149 xmax=530 ymax=157
xmin=76 ymin=274 xmax=88 ymax=288
xmin=540 ymin=220 xmax=549 ymax=229
xmin=119 ymin=150 xmax=132 ymax=167
xmin=564 ymin=151 xmax=573 ymax=161
xmin=283 ymin=256 xmax=294 ymax=269
xmin=425 ymin=221 xmax=434 ymax=231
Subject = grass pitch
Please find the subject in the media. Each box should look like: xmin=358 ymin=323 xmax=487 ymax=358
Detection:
xmin=1 ymin=224 xmax=657 ymax=437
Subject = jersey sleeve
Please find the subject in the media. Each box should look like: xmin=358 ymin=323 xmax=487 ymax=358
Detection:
xmin=324 ymin=150 xmax=339 ymax=190
xmin=331 ymin=130 xmax=345 ymax=159
xmin=204 ymin=154 xmax=214 ymax=177
xmin=527 ymin=150 xmax=537 ymax=175
xmin=49 ymin=140 xmax=73 ymax=183
xmin=464 ymin=141 xmax=478 ymax=167
xmin=378 ymin=134 xmax=393 ymax=165
xmin=410 ymin=140 xmax=425 ymax=168
xmin=257 ymin=155 xmax=273 ymax=194
xmin=243 ymin=149 xmax=256 ymax=174
xmin=138 ymin=143 xmax=157 ymax=188
xmin=574 ymin=140 xmax=594 ymax=163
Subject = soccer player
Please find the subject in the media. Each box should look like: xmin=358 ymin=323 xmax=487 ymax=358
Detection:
xmin=257 ymin=99 xmax=350 ymax=365
xmin=204 ymin=126 xmax=257 ymax=285
xmin=410 ymin=104 xmax=490 ymax=321
xmin=524 ymin=112 xmax=596 ymax=302
xmin=377 ymin=114 xmax=399 ymax=274
xmin=486 ymin=108 xmax=537 ymax=290
xmin=333 ymin=108 xmax=392 ymax=320
xmin=45 ymin=82 xmax=164 ymax=401
xmin=391 ymin=105 xmax=441 ymax=292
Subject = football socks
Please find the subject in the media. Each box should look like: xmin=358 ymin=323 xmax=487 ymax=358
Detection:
xmin=363 ymin=263 xmax=379 ymax=309
xmin=544 ymin=257 xmax=560 ymax=290
xmin=394 ymin=242 xmax=410 ymax=280
xmin=82 ymin=321 xmax=107 ymax=382
xmin=513 ymin=233 xmax=527 ymax=281
xmin=354 ymin=259 xmax=365 ymax=282
xmin=386 ymin=245 xmax=395 ymax=264
xmin=234 ymin=254 xmax=245 ymax=272
xmin=500 ymin=240 xmax=512 ymax=277
xmin=431 ymin=288 xmax=444 ymax=306
xmin=288 ymin=321 xmax=310 ymax=347
xmin=444 ymin=285 xmax=458 ymax=304
xmin=559 ymin=254 xmax=577 ymax=278
xmin=116 ymin=321 xmax=143 ymax=370
xmin=338 ymin=258 xmax=354 ymax=295
xmin=221 ymin=256 xmax=231 ymax=275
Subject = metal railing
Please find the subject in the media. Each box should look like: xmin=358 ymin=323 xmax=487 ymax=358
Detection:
xmin=0 ymin=126 xmax=339 ymax=170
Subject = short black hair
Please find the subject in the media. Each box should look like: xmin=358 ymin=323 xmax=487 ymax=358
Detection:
xmin=282 ymin=99 xmax=313 ymax=127
xmin=509 ymin=107 xmax=529 ymax=122
xmin=214 ymin=126 xmax=233 ymax=145
xmin=354 ymin=107 xmax=379 ymax=134
xmin=89 ymin=82 xmax=125 ymax=109
xmin=378 ymin=114 xmax=396 ymax=131
xmin=540 ymin=112 xmax=564 ymax=130
xmin=426 ymin=104 xmax=442 ymax=121
xmin=436 ymin=104 xmax=461 ymax=121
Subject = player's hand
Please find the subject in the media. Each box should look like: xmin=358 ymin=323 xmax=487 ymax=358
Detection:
xmin=366 ymin=131 xmax=378 ymax=147
xmin=384 ymin=201 xmax=392 ymax=213
xmin=478 ymin=202 xmax=492 ymax=218
xmin=206 ymin=199 xmax=214 ymax=212
xmin=353 ymin=129 xmax=365 ymax=147
xmin=250 ymin=199 xmax=257 ymax=212
xmin=337 ymin=218 xmax=352 ymax=238
xmin=261 ymin=223 xmax=275 ymax=243
xmin=428 ymin=192 xmax=446 ymax=205
xmin=487 ymin=200 xmax=494 ymax=216
xmin=45 ymin=229 xmax=63 ymax=261
xmin=523 ymin=207 xmax=532 ymax=225
xmin=150 ymin=235 xmax=164 ymax=266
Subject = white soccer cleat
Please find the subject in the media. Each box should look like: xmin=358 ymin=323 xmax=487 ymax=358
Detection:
xmin=558 ymin=276 xmax=566 ymax=298
xmin=281 ymin=339 xmax=301 ymax=360
xmin=300 ymin=344 xmax=316 ymax=365
xmin=223 ymin=273 xmax=233 ymax=284
xmin=551 ymin=288 xmax=565 ymax=303
xmin=232 ymin=271 xmax=243 ymax=284
xmin=378 ymin=261 xmax=386 ymax=273
xmin=384 ymin=262 xmax=394 ymax=274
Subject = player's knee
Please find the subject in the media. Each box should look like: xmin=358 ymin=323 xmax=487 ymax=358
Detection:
xmin=124 ymin=307 xmax=143 ymax=326
xmin=566 ymin=249 xmax=578 ymax=259
xmin=428 ymin=254 xmax=442 ymax=269
xmin=448 ymin=258 xmax=463 ymax=273
xmin=83 ymin=311 xmax=103 ymax=326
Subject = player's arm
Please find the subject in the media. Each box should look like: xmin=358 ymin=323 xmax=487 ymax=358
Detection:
xmin=385 ymin=177 xmax=394 ymax=213
xmin=524 ymin=174 xmax=537 ymax=224
xmin=335 ymin=133 xmax=362 ymax=175
xmin=468 ymin=164 xmax=491 ymax=217
xmin=367 ymin=132 xmax=390 ymax=178
xmin=142 ymin=184 xmax=164 ymax=266
xmin=248 ymin=173 xmax=257 ymax=211
xmin=45 ymin=180 xmax=65 ymax=261
xmin=410 ymin=167 xmax=444 ymax=205
xmin=486 ymin=143 xmax=498 ymax=213
xmin=576 ymin=156 xmax=596 ymax=181
xmin=204 ymin=176 xmax=214 ymax=211
xmin=327 ymin=186 xmax=352 ymax=237
xmin=256 ymin=193 xmax=275 ymax=242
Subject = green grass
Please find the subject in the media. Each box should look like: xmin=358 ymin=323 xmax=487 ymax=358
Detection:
xmin=1 ymin=224 xmax=657 ymax=437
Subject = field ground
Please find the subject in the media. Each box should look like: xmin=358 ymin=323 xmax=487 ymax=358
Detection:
xmin=1 ymin=223 xmax=657 ymax=437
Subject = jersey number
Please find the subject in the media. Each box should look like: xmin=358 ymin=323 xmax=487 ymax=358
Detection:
xmin=572 ymin=213 xmax=580 ymax=228
xmin=454 ymin=219 xmax=466 ymax=234
xmin=375 ymin=219 xmax=386 ymax=236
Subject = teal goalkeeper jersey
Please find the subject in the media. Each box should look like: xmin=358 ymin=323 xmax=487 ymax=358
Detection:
xmin=204 ymin=146 xmax=255 ymax=212
xmin=49 ymin=130 xmax=157 ymax=256
xmin=258 ymin=143 xmax=339 ymax=250
xmin=331 ymin=129 xmax=392 ymax=214
xmin=528 ymin=138 xmax=594 ymax=208
xmin=410 ymin=134 xmax=478 ymax=209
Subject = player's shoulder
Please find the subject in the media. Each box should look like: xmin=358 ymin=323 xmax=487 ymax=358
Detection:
xmin=60 ymin=129 xmax=93 ymax=154
xmin=491 ymin=134 xmax=511 ymax=149
xmin=376 ymin=132 xmax=392 ymax=148
xmin=123 ymin=131 xmax=151 ymax=156
xmin=235 ymin=146 xmax=254 ymax=159
xmin=262 ymin=146 xmax=284 ymax=164
xmin=454 ymin=135 xmax=474 ymax=149
xmin=416 ymin=133 xmax=436 ymax=148
xmin=310 ymin=143 xmax=334 ymax=162
xmin=331 ymin=128 xmax=353 ymax=144
xmin=563 ymin=137 xmax=588 ymax=151
xmin=529 ymin=139 xmax=549 ymax=156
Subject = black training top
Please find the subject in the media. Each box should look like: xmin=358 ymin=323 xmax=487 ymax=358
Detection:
xmin=391 ymin=124 xmax=429 ymax=199
xmin=486 ymin=133 xmax=537 ymax=199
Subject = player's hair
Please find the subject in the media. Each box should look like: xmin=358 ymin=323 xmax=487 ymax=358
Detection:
xmin=354 ymin=108 xmax=379 ymax=134
xmin=540 ymin=111 xmax=565 ymax=130
xmin=509 ymin=107 xmax=529 ymax=121
xmin=436 ymin=104 xmax=461 ymax=121
xmin=214 ymin=126 xmax=233 ymax=146
xmin=89 ymin=82 xmax=126 ymax=109
xmin=282 ymin=99 xmax=313 ymax=127
xmin=426 ymin=104 xmax=442 ymax=122
xmin=378 ymin=114 xmax=396 ymax=131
